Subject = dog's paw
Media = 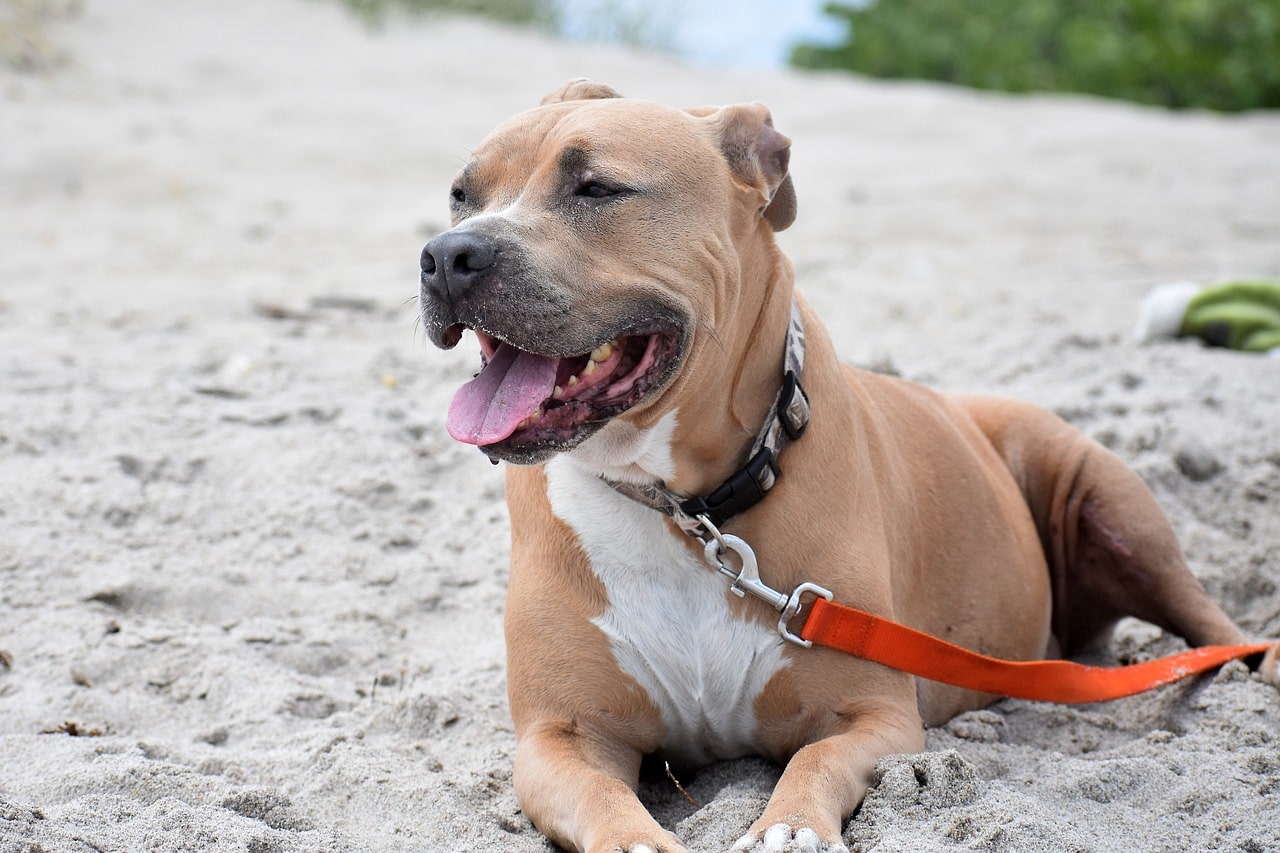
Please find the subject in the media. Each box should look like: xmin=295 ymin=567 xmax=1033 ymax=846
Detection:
xmin=729 ymin=824 xmax=849 ymax=853
xmin=1259 ymin=643 xmax=1280 ymax=688
xmin=593 ymin=831 xmax=687 ymax=853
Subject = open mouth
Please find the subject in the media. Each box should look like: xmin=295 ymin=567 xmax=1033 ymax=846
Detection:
xmin=445 ymin=321 xmax=682 ymax=454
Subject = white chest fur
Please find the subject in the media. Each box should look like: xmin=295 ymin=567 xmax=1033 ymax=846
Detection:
xmin=545 ymin=416 xmax=788 ymax=765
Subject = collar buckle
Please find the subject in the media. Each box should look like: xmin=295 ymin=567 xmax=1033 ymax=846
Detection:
xmin=678 ymin=447 xmax=778 ymax=530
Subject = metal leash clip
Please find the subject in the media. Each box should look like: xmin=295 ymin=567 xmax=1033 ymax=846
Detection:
xmin=697 ymin=514 xmax=833 ymax=647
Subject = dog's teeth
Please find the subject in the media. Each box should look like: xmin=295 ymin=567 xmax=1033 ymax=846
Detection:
xmin=567 ymin=375 xmax=578 ymax=387
xmin=590 ymin=342 xmax=613 ymax=363
xmin=529 ymin=408 xmax=542 ymax=422
xmin=553 ymin=385 xmax=564 ymax=400
xmin=582 ymin=360 xmax=598 ymax=376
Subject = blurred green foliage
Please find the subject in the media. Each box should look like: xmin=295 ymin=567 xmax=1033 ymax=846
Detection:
xmin=791 ymin=0 xmax=1280 ymax=111
xmin=334 ymin=0 xmax=555 ymax=28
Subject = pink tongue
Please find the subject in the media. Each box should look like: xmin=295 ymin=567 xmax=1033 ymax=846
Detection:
xmin=447 ymin=343 xmax=559 ymax=446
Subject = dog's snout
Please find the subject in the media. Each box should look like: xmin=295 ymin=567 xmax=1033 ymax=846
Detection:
xmin=420 ymin=230 xmax=497 ymax=302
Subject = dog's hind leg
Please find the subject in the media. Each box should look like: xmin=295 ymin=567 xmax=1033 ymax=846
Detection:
xmin=956 ymin=395 xmax=1277 ymax=683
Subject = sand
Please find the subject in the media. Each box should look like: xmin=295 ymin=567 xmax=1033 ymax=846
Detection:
xmin=2 ymin=1 xmax=1278 ymax=851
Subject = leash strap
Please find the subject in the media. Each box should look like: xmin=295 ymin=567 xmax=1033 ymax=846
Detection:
xmin=596 ymin=297 xmax=1274 ymax=702
xmin=800 ymin=596 xmax=1277 ymax=702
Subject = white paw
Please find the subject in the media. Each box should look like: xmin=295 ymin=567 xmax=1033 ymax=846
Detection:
xmin=730 ymin=824 xmax=848 ymax=853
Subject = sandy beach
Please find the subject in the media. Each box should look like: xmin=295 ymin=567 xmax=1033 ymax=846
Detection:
xmin=2 ymin=1 xmax=1279 ymax=850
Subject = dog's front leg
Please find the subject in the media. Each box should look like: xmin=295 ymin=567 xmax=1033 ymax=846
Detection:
xmin=504 ymin=468 xmax=682 ymax=851
xmin=732 ymin=702 xmax=925 ymax=853
xmin=514 ymin=721 xmax=685 ymax=853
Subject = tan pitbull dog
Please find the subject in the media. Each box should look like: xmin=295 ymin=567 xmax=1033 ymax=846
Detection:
xmin=418 ymin=80 xmax=1278 ymax=853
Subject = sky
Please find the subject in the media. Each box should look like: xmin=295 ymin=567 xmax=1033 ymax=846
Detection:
xmin=553 ymin=0 xmax=848 ymax=68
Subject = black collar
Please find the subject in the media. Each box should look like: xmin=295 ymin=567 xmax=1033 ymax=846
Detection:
xmin=599 ymin=298 xmax=810 ymax=536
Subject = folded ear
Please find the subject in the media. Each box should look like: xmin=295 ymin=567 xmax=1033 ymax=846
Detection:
xmin=705 ymin=102 xmax=797 ymax=232
xmin=540 ymin=78 xmax=622 ymax=106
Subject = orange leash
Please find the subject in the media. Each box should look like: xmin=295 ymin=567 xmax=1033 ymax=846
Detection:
xmin=799 ymin=596 xmax=1276 ymax=703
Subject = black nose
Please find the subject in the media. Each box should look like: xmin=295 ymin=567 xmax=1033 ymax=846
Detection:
xmin=420 ymin=230 xmax=497 ymax=302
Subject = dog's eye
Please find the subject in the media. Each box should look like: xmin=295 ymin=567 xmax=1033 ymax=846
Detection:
xmin=576 ymin=181 xmax=619 ymax=200
xmin=450 ymin=186 xmax=467 ymax=205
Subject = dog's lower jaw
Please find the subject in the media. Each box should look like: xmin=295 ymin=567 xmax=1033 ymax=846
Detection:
xmin=477 ymin=421 xmax=604 ymax=466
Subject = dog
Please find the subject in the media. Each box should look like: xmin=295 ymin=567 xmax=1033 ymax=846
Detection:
xmin=418 ymin=79 xmax=1278 ymax=853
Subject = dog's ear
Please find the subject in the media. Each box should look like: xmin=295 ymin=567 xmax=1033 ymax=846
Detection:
xmin=541 ymin=79 xmax=622 ymax=106
xmin=701 ymin=102 xmax=796 ymax=232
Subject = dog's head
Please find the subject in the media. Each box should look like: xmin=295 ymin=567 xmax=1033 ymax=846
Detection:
xmin=420 ymin=80 xmax=795 ymax=465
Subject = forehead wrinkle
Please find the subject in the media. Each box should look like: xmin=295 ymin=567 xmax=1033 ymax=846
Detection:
xmin=465 ymin=99 xmax=722 ymax=203
xmin=547 ymin=100 xmax=707 ymax=174
xmin=556 ymin=144 xmax=593 ymax=179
